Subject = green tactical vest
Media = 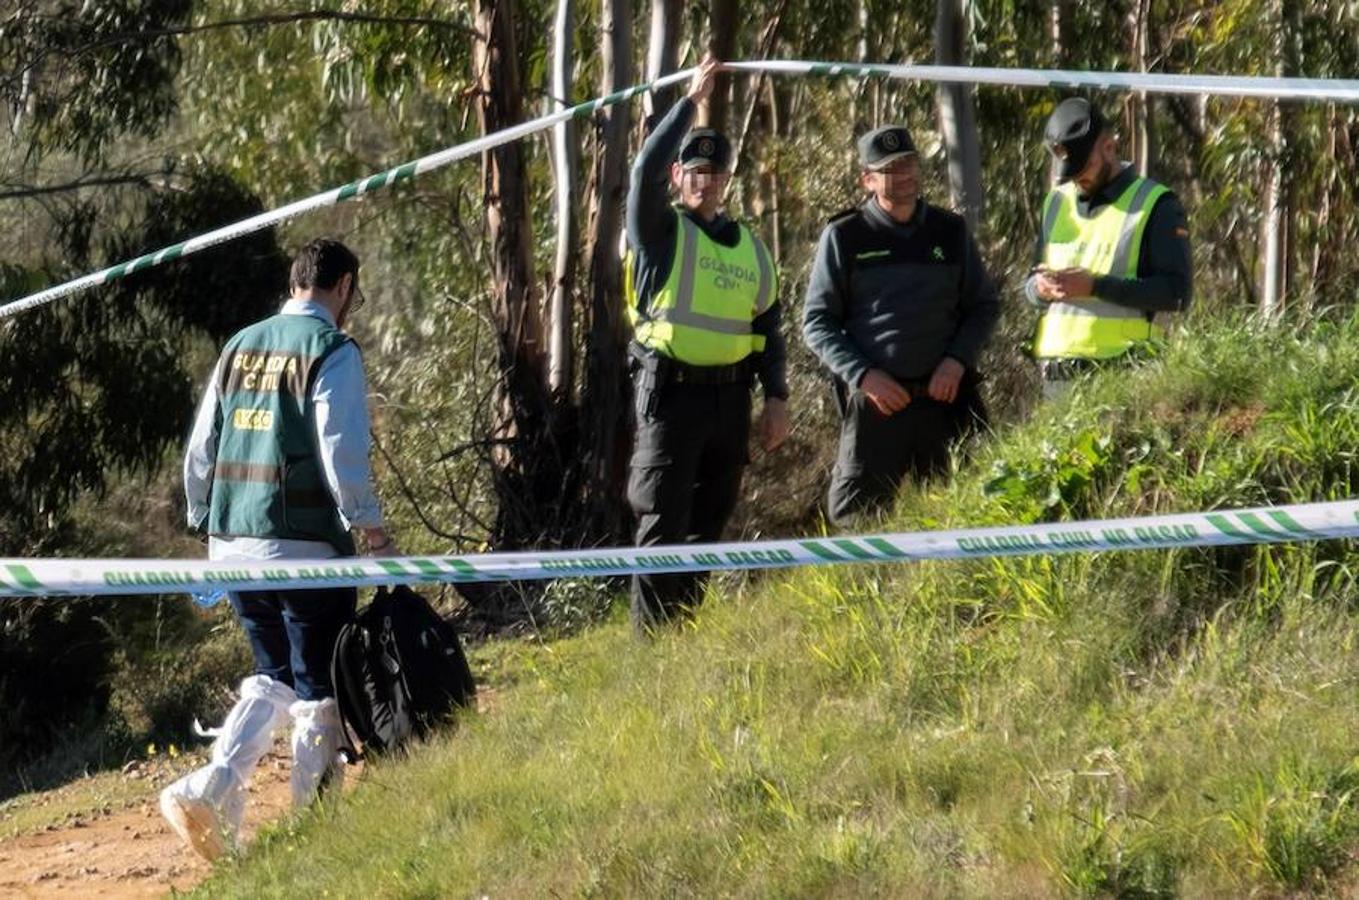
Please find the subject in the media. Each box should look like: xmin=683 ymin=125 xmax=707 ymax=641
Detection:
xmin=625 ymin=211 xmax=777 ymax=366
xmin=207 ymin=312 xmax=356 ymax=554
xmin=1033 ymin=174 xmax=1170 ymax=360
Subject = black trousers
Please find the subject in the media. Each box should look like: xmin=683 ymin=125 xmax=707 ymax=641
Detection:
xmin=627 ymin=378 xmax=752 ymax=633
xmin=828 ymin=377 xmax=986 ymax=527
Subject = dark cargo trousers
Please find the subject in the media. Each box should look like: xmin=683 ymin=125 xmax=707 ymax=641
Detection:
xmin=628 ymin=379 xmax=752 ymax=633
xmin=828 ymin=377 xmax=986 ymax=527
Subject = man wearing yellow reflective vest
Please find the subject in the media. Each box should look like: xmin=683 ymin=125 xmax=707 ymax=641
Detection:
xmin=1027 ymin=98 xmax=1193 ymax=398
xmin=624 ymin=56 xmax=789 ymax=633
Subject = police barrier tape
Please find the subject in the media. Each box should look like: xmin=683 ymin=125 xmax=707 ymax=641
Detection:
xmin=723 ymin=60 xmax=1359 ymax=102
xmin=5 ymin=60 xmax=1359 ymax=321
xmin=3 ymin=498 xmax=1359 ymax=598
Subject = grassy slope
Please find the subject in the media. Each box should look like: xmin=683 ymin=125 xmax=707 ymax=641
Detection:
xmin=204 ymin=313 xmax=1359 ymax=897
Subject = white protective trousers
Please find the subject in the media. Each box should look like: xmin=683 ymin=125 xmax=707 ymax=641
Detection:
xmin=288 ymin=697 xmax=344 ymax=807
xmin=160 ymin=674 xmax=295 ymax=854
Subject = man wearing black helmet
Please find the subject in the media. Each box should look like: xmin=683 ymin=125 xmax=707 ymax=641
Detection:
xmin=803 ymin=125 xmax=999 ymax=526
xmin=624 ymin=56 xmax=789 ymax=633
xmin=1027 ymin=97 xmax=1193 ymax=398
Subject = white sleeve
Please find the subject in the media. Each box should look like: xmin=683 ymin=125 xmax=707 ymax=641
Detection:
xmin=183 ymin=362 xmax=223 ymax=529
xmin=311 ymin=343 xmax=383 ymax=530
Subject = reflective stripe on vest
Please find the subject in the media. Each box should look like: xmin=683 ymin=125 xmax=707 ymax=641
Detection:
xmin=1033 ymin=174 xmax=1169 ymax=360
xmin=627 ymin=214 xmax=776 ymax=366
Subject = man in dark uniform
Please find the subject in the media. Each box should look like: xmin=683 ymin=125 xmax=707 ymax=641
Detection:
xmin=803 ymin=125 xmax=999 ymax=526
xmin=625 ymin=56 xmax=789 ymax=633
xmin=1027 ymin=97 xmax=1193 ymax=398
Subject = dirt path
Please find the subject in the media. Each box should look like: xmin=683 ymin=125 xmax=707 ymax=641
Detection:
xmin=2 ymin=685 xmax=488 ymax=898
xmin=0 ymin=745 xmax=304 ymax=899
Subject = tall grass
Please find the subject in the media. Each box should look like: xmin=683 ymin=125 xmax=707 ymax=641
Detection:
xmin=203 ymin=310 xmax=1359 ymax=897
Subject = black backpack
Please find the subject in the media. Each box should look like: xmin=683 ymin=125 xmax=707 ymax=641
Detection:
xmin=331 ymin=584 xmax=476 ymax=761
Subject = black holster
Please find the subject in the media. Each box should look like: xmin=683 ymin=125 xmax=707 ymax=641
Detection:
xmin=629 ymin=343 xmax=670 ymax=419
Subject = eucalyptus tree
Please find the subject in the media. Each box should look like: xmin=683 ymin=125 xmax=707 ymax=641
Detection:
xmin=548 ymin=0 xmax=578 ymax=397
xmin=577 ymin=0 xmax=634 ymax=541
xmin=934 ymin=0 xmax=985 ymax=230
xmin=644 ymin=0 xmax=686 ymax=129
xmin=703 ymin=0 xmax=740 ymax=130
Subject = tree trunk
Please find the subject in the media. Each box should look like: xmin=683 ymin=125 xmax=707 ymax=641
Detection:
xmin=580 ymin=0 xmax=633 ymax=540
xmin=699 ymin=0 xmax=737 ymax=131
xmin=730 ymin=0 xmax=786 ymax=176
xmin=643 ymin=0 xmax=684 ymax=133
xmin=548 ymin=0 xmax=577 ymax=397
xmin=854 ymin=0 xmax=878 ymax=131
xmin=1049 ymin=0 xmax=1071 ymax=66
xmin=1127 ymin=0 xmax=1156 ymax=173
xmin=1309 ymin=105 xmax=1340 ymax=308
xmin=1260 ymin=103 xmax=1285 ymax=319
xmin=1260 ymin=0 xmax=1298 ymax=319
xmin=474 ymin=0 xmax=539 ymax=381
xmin=762 ymin=75 xmax=783 ymax=264
xmin=934 ymin=0 xmax=984 ymax=230
xmin=1048 ymin=0 xmax=1071 ymax=186
xmin=473 ymin=0 xmax=555 ymax=552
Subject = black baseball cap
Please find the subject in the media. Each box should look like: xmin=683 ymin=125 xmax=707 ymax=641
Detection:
xmin=1045 ymin=98 xmax=1108 ymax=181
xmin=857 ymin=125 xmax=917 ymax=170
xmin=679 ymin=129 xmax=731 ymax=171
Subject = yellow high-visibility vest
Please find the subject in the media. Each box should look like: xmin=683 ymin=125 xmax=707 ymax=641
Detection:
xmin=625 ymin=213 xmax=777 ymax=366
xmin=1033 ymin=174 xmax=1170 ymax=360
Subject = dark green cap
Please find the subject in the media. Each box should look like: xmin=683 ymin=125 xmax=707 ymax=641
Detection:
xmin=857 ymin=125 xmax=917 ymax=170
xmin=679 ymin=129 xmax=731 ymax=171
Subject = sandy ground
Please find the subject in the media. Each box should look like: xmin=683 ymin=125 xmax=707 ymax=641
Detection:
xmin=1 ymin=684 xmax=487 ymax=899
xmin=0 ymin=746 xmax=306 ymax=899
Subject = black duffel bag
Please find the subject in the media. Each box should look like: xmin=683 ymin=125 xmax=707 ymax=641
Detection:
xmin=330 ymin=584 xmax=476 ymax=761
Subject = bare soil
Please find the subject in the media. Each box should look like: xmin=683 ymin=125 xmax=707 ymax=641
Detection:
xmin=0 ymin=745 xmax=304 ymax=899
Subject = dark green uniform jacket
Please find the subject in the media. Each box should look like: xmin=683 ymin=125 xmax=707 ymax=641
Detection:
xmin=802 ymin=198 xmax=999 ymax=388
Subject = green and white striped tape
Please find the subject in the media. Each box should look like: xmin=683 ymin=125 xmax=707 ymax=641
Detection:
xmin=6 ymin=60 xmax=1359 ymax=320
xmin=0 ymin=70 xmax=691 ymax=320
xmin=723 ymin=60 xmax=1359 ymax=103
xmin=3 ymin=498 xmax=1356 ymax=598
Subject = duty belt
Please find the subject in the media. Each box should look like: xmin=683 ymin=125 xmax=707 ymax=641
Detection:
xmin=628 ymin=342 xmax=754 ymax=387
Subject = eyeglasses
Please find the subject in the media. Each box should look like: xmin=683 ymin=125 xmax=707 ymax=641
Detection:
xmin=350 ymin=281 xmax=366 ymax=313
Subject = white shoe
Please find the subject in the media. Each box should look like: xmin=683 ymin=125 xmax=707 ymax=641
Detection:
xmin=160 ymin=779 xmax=228 ymax=861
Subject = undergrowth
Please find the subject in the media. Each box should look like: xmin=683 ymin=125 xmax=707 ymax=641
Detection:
xmin=202 ymin=310 xmax=1359 ymax=897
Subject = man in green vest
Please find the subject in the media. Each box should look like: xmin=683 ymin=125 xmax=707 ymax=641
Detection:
xmin=625 ymin=56 xmax=789 ymax=634
xmin=1028 ymin=98 xmax=1193 ymax=398
xmin=161 ymin=238 xmax=397 ymax=861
